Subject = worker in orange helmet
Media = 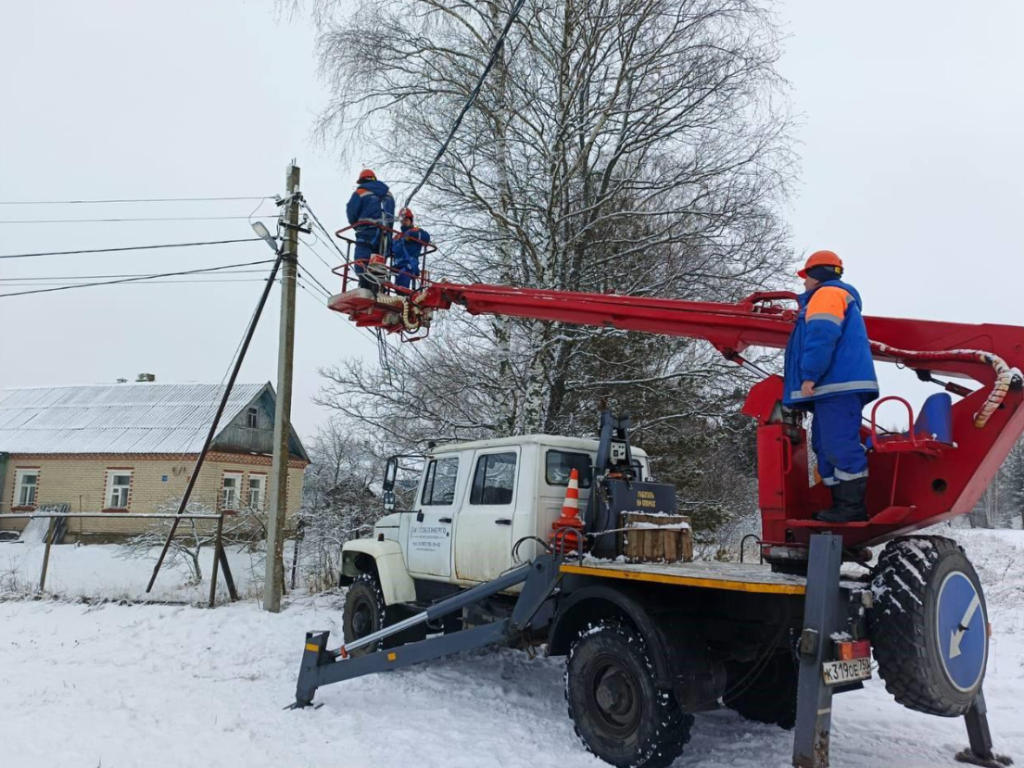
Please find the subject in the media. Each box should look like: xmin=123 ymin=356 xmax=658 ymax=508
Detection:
xmin=346 ymin=169 xmax=396 ymax=290
xmin=783 ymin=250 xmax=879 ymax=523
xmin=391 ymin=207 xmax=431 ymax=291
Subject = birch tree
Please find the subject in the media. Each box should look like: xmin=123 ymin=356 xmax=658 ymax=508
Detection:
xmin=306 ymin=0 xmax=795 ymax=526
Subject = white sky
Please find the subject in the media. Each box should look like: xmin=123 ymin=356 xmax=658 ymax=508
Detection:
xmin=2 ymin=0 xmax=1022 ymax=438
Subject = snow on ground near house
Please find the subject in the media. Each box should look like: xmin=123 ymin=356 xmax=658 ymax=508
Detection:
xmin=0 ymin=540 xmax=279 ymax=602
xmin=0 ymin=530 xmax=1022 ymax=768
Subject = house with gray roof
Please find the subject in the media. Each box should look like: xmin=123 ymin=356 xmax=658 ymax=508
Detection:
xmin=0 ymin=381 xmax=309 ymax=538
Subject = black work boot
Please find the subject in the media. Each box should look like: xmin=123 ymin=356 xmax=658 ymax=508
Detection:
xmin=813 ymin=478 xmax=868 ymax=523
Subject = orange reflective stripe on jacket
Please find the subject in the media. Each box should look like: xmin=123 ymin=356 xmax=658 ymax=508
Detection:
xmin=806 ymin=285 xmax=853 ymax=325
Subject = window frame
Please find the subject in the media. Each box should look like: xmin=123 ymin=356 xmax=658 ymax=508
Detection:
xmin=221 ymin=471 xmax=243 ymax=512
xmin=104 ymin=469 xmax=133 ymax=511
xmin=420 ymin=456 xmax=459 ymax=506
xmin=545 ymin=450 xmax=593 ymax=489
xmin=469 ymin=451 xmax=518 ymax=506
xmin=246 ymin=407 xmax=259 ymax=429
xmin=14 ymin=469 xmax=39 ymax=509
xmin=248 ymin=473 xmax=267 ymax=510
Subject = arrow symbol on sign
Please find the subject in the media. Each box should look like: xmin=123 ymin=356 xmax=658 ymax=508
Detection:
xmin=949 ymin=593 xmax=981 ymax=660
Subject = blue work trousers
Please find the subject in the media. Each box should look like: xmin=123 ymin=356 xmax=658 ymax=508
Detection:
xmin=809 ymin=394 xmax=869 ymax=485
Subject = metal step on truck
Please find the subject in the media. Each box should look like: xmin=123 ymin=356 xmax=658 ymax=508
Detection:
xmin=290 ymin=257 xmax=1024 ymax=767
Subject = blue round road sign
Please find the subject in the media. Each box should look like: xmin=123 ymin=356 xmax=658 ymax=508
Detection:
xmin=936 ymin=571 xmax=987 ymax=693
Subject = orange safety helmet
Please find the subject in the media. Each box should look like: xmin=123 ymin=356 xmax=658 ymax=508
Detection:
xmin=358 ymin=168 xmax=377 ymax=182
xmin=399 ymin=207 xmax=414 ymax=221
xmin=798 ymin=250 xmax=843 ymax=278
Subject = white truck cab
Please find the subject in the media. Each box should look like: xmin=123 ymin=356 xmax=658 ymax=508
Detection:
xmin=340 ymin=435 xmax=650 ymax=608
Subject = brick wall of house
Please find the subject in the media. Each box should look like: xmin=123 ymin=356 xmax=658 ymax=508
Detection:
xmin=0 ymin=452 xmax=307 ymax=537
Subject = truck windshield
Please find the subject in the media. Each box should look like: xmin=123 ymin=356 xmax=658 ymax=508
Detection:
xmin=421 ymin=457 xmax=459 ymax=505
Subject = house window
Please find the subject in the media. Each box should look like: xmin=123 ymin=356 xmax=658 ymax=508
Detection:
xmin=248 ymin=474 xmax=266 ymax=510
xmin=246 ymin=407 xmax=258 ymax=429
xmin=15 ymin=469 xmax=39 ymax=507
xmin=222 ymin=472 xmax=242 ymax=510
xmin=106 ymin=471 xmax=132 ymax=509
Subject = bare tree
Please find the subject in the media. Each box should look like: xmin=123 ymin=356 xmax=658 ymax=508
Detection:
xmin=298 ymin=419 xmax=388 ymax=590
xmin=301 ymin=0 xmax=795 ymax=533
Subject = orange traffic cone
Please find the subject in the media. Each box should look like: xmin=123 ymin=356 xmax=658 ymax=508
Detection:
xmin=551 ymin=468 xmax=585 ymax=553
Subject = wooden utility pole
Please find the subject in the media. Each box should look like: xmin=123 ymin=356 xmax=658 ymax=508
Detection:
xmin=264 ymin=161 xmax=300 ymax=613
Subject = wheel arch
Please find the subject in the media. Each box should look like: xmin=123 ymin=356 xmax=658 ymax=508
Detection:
xmin=340 ymin=539 xmax=416 ymax=606
xmin=549 ymin=583 xmax=674 ymax=689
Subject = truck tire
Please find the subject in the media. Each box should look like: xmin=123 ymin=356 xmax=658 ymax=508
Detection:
xmin=870 ymin=536 xmax=988 ymax=717
xmin=723 ymin=652 xmax=798 ymax=729
xmin=565 ymin=619 xmax=693 ymax=768
xmin=343 ymin=573 xmax=388 ymax=657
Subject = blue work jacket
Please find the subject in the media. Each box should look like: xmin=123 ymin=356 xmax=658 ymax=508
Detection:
xmin=783 ymin=279 xmax=879 ymax=407
xmin=392 ymin=225 xmax=431 ymax=270
xmin=346 ymin=180 xmax=395 ymax=244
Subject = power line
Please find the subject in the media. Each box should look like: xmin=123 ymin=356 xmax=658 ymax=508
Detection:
xmin=0 ymin=259 xmax=275 ymax=299
xmin=0 ymin=278 xmax=272 ymax=287
xmin=302 ymin=200 xmax=350 ymax=263
xmin=0 ymin=195 xmax=273 ymax=205
xmin=0 ymin=215 xmax=277 ymax=224
xmin=297 ymin=264 xmax=336 ymax=300
xmin=402 ymin=0 xmax=527 ymax=211
xmin=0 ymin=269 xmax=270 ymax=282
xmin=0 ymin=237 xmax=266 ymax=261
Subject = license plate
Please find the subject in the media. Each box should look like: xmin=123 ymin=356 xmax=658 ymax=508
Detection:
xmin=822 ymin=657 xmax=872 ymax=685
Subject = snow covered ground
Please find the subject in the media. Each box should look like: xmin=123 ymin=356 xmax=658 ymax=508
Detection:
xmin=1 ymin=530 xmax=1022 ymax=768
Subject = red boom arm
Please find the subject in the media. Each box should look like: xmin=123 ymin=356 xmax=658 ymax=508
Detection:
xmin=328 ymin=278 xmax=1024 ymax=553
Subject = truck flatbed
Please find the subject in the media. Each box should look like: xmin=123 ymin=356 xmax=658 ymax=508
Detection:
xmin=561 ymin=558 xmax=808 ymax=595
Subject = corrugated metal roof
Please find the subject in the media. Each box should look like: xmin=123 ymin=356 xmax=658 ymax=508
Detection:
xmin=0 ymin=382 xmax=268 ymax=454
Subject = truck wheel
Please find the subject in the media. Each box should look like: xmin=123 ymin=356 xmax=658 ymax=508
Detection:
xmin=343 ymin=573 xmax=387 ymax=657
xmin=565 ymin=620 xmax=693 ymax=768
xmin=870 ymin=536 xmax=988 ymax=717
xmin=723 ymin=652 xmax=798 ymax=729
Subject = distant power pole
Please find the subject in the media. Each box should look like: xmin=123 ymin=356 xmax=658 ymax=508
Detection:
xmin=264 ymin=161 xmax=301 ymax=613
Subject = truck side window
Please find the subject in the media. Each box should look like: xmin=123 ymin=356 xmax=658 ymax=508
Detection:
xmin=421 ymin=457 xmax=459 ymax=505
xmin=470 ymin=452 xmax=517 ymax=505
xmin=546 ymin=450 xmax=593 ymax=488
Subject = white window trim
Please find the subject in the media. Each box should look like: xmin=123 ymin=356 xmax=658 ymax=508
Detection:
xmin=246 ymin=407 xmax=259 ymax=429
xmin=14 ymin=469 xmax=39 ymax=508
xmin=105 ymin=470 xmax=133 ymax=510
xmin=222 ymin=472 xmax=243 ymax=511
xmin=248 ymin=473 xmax=267 ymax=511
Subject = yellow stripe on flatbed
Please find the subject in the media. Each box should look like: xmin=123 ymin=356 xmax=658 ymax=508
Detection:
xmin=559 ymin=563 xmax=807 ymax=596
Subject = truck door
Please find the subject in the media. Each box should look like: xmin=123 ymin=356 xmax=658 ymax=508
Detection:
xmin=407 ymin=454 xmax=460 ymax=578
xmin=454 ymin=449 xmax=520 ymax=583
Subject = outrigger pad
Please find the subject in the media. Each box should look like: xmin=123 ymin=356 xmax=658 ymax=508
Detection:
xmin=955 ymin=749 xmax=1014 ymax=767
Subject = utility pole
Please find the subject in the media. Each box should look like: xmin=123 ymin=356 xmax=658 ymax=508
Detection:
xmin=264 ymin=160 xmax=300 ymax=613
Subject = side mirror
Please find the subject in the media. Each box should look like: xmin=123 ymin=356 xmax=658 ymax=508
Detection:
xmin=383 ymin=456 xmax=398 ymax=493
xmin=382 ymin=490 xmax=396 ymax=512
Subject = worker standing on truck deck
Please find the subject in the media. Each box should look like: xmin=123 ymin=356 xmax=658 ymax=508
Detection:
xmin=784 ymin=250 xmax=879 ymax=523
xmin=346 ymin=169 xmax=396 ymax=289
xmin=391 ymin=207 xmax=430 ymax=291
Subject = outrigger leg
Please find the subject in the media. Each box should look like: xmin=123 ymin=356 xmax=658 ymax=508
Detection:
xmin=956 ymin=691 xmax=1013 ymax=767
xmin=290 ymin=554 xmax=562 ymax=709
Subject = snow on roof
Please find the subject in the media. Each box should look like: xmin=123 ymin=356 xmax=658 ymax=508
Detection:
xmin=0 ymin=382 xmax=268 ymax=455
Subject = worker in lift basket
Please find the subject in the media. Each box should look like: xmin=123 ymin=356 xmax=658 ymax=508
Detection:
xmin=346 ymin=168 xmax=396 ymax=290
xmin=391 ymin=207 xmax=431 ymax=291
xmin=783 ymin=250 xmax=879 ymax=523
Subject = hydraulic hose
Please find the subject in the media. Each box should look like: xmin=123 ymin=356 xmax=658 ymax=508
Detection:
xmin=870 ymin=342 xmax=1023 ymax=428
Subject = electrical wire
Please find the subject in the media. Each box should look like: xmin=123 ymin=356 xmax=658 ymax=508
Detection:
xmin=0 ymin=195 xmax=273 ymax=205
xmin=296 ymin=264 xmax=336 ymax=300
xmin=402 ymin=0 xmax=527 ymax=211
xmin=0 ymin=215 xmax=277 ymax=224
xmin=0 ymin=269 xmax=270 ymax=282
xmin=0 ymin=278 xmax=272 ymax=287
xmin=0 ymin=237 xmax=266 ymax=261
xmin=0 ymin=259 xmax=275 ymax=299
